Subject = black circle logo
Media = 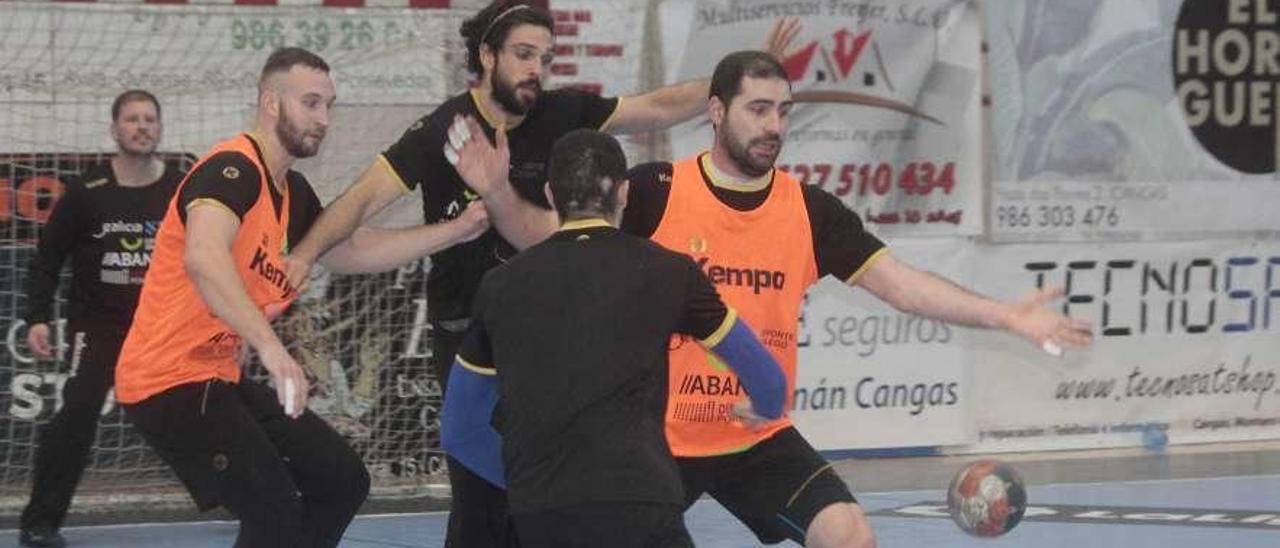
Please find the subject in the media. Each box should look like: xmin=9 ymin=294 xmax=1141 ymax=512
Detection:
xmin=1172 ymin=0 xmax=1280 ymax=174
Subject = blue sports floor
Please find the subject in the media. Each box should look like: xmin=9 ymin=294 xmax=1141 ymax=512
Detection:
xmin=4 ymin=447 xmax=1278 ymax=546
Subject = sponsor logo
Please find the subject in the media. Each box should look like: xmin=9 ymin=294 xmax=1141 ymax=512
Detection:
xmin=119 ymin=237 xmax=144 ymax=251
xmin=189 ymin=330 xmax=241 ymax=361
xmin=249 ymin=246 xmax=292 ymax=297
xmin=91 ymin=220 xmax=145 ymax=239
xmin=100 ymin=251 xmax=150 ymax=268
xmin=1173 ymin=0 xmax=1280 ymax=173
xmin=696 ymin=257 xmax=786 ymax=294
xmin=670 ymin=400 xmax=736 ymax=424
xmin=677 ymin=373 xmax=746 ymax=397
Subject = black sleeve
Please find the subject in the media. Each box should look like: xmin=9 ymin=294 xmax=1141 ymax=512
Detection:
xmin=24 ymin=179 xmax=85 ymax=325
xmin=675 ymin=258 xmax=730 ymax=340
xmin=556 ymin=88 xmax=622 ymax=130
xmin=620 ymin=162 xmax=673 ymax=238
xmin=285 ymin=170 xmax=324 ymax=250
xmin=381 ymin=114 xmax=444 ymax=193
xmin=457 ymin=281 xmax=495 ymax=371
xmin=802 ymin=185 xmax=887 ymax=281
xmin=177 ymin=151 xmax=262 ymax=224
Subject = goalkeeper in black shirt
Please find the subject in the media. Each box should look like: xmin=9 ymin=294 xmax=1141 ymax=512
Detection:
xmin=19 ymin=90 xmax=184 ymax=548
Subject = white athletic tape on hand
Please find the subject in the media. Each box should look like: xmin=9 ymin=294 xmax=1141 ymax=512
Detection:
xmin=457 ymin=120 xmax=472 ymax=142
xmin=444 ymin=146 xmax=460 ymax=166
xmin=284 ymin=379 xmax=298 ymax=416
xmin=1042 ymin=340 xmax=1063 ymax=357
xmin=448 ymin=123 xmax=466 ymax=150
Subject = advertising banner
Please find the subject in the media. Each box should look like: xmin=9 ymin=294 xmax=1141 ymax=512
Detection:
xmin=987 ymin=0 xmax=1280 ymax=242
xmin=966 ymin=240 xmax=1280 ymax=451
xmin=667 ymin=0 xmax=985 ymax=236
xmin=793 ymin=238 xmax=973 ymax=449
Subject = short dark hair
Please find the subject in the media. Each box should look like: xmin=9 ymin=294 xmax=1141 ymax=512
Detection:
xmin=259 ymin=47 xmax=330 ymax=89
xmin=709 ymin=50 xmax=790 ymax=106
xmin=111 ymin=89 xmax=160 ymax=122
xmin=459 ymin=1 xmax=554 ymax=77
xmin=547 ymin=130 xmax=627 ymax=221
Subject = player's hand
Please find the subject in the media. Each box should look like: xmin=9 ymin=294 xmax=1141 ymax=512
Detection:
xmin=454 ymin=200 xmax=491 ymax=243
xmin=763 ymin=16 xmax=802 ymax=62
xmin=732 ymin=400 xmax=775 ymax=432
xmin=282 ymin=255 xmax=313 ymax=297
xmin=1004 ymin=287 xmax=1093 ymax=356
xmin=444 ymin=115 xmax=511 ymax=198
xmin=26 ymin=322 xmax=54 ymax=360
xmin=259 ymin=343 xmax=309 ymax=418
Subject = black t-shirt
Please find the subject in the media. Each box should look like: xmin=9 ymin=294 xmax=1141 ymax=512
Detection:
xmin=25 ymin=161 xmax=184 ymax=325
xmin=381 ymin=89 xmax=620 ymax=321
xmin=458 ymin=225 xmax=727 ymax=513
xmin=175 ymin=149 xmax=323 ymax=251
xmin=621 ymin=160 xmax=887 ymax=281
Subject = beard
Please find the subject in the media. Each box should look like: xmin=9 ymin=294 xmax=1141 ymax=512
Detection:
xmin=118 ymin=133 xmax=157 ymax=157
xmin=276 ymin=101 xmax=325 ymax=159
xmin=492 ymin=62 xmax=541 ymax=116
xmin=720 ymin=118 xmax=781 ymax=178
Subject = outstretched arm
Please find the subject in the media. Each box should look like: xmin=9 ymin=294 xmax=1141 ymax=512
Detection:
xmin=855 ymin=253 xmax=1093 ymax=353
xmin=605 ymin=17 xmax=802 ymax=134
xmin=285 ymin=159 xmax=410 ymax=286
xmin=319 ymin=201 xmax=489 ymax=275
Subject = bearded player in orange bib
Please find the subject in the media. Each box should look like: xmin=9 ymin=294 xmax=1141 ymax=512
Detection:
xmin=449 ymin=49 xmax=1093 ymax=548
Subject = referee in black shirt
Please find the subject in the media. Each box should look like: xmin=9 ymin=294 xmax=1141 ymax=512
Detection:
xmin=440 ymin=130 xmax=787 ymax=548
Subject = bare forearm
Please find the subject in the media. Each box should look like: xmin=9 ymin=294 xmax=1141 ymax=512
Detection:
xmin=293 ymin=161 xmax=406 ymax=264
xmin=185 ymin=245 xmax=284 ymax=353
xmin=894 ymin=270 xmax=1011 ymax=329
xmin=479 ymin=186 xmax=555 ymax=250
xmin=292 ymin=193 xmax=374 ymax=265
xmin=322 ymin=223 xmax=472 ymax=274
xmin=609 ymin=78 xmax=710 ymax=134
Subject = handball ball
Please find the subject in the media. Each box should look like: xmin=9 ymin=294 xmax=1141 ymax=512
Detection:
xmin=946 ymin=459 xmax=1027 ymax=537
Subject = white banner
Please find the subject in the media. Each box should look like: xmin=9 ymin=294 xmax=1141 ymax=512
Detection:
xmin=965 ymin=240 xmax=1280 ymax=452
xmin=545 ymin=0 xmax=648 ymax=161
xmin=793 ymin=238 xmax=973 ymax=450
xmin=545 ymin=0 xmax=645 ymax=98
xmin=663 ymin=0 xmax=984 ymax=237
xmin=986 ymin=0 xmax=1280 ymax=242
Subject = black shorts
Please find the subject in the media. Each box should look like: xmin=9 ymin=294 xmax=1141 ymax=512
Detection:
xmin=513 ymin=502 xmax=692 ymax=548
xmin=678 ymin=427 xmax=857 ymax=545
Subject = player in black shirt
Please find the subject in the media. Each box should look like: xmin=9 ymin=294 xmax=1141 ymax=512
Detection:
xmin=18 ymin=90 xmax=183 ymax=548
xmin=283 ymin=3 xmax=798 ymax=545
xmin=441 ymin=130 xmax=787 ymax=548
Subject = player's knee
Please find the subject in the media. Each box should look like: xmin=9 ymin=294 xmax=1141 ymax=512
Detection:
xmin=347 ymin=462 xmax=371 ymax=507
xmin=328 ymin=452 xmax=370 ymax=512
xmin=805 ymin=502 xmax=877 ymax=548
